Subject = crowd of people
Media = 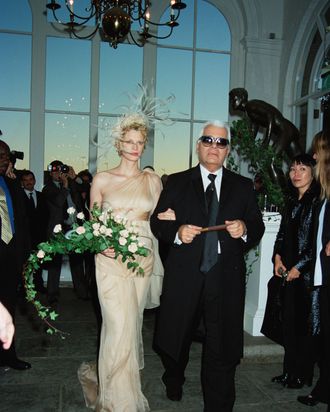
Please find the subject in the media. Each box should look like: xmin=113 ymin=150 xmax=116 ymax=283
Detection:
xmin=0 ymin=120 xmax=329 ymax=411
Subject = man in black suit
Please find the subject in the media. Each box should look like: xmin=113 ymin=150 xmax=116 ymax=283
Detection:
xmin=150 ymin=121 xmax=265 ymax=411
xmin=21 ymin=170 xmax=49 ymax=293
xmin=0 ymin=140 xmax=31 ymax=370
xmin=42 ymin=160 xmax=89 ymax=304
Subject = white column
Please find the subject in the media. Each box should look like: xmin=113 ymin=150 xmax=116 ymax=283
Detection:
xmin=244 ymin=212 xmax=281 ymax=336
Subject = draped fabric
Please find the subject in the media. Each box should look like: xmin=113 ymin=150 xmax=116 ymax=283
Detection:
xmin=78 ymin=170 xmax=163 ymax=412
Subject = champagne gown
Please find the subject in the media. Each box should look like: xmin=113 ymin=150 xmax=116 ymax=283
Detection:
xmin=78 ymin=170 xmax=163 ymax=412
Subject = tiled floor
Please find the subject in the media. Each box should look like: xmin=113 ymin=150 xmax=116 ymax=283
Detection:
xmin=0 ymin=288 xmax=327 ymax=411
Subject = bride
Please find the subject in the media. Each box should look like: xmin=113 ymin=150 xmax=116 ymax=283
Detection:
xmin=78 ymin=113 xmax=166 ymax=411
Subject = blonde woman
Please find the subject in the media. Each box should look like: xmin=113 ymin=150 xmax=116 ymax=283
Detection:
xmin=298 ymin=131 xmax=330 ymax=408
xmin=78 ymin=114 xmax=164 ymax=411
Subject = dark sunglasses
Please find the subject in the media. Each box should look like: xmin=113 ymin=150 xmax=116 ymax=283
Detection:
xmin=199 ymin=135 xmax=229 ymax=148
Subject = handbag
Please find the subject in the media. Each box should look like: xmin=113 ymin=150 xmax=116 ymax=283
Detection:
xmin=261 ymin=275 xmax=285 ymax=345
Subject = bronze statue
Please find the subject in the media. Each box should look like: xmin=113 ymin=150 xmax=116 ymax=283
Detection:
xmin=229 ymin=88 xmax=303 ymax=194
xmin=229 ymin=88 xmax=303 ymax=159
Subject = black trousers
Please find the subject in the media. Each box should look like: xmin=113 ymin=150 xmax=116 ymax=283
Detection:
xmin=0 ymin=237 xmax=19 ymax=363
xmin=159 ymin=261 xmax=239 ymax=412
xmin=311 ymin=286 xmax=330 ymax=405
xmin=47 ymin=253 xmax=88 ymax=300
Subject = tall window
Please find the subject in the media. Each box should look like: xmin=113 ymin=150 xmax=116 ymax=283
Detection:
xmin=154 ymin=0 xmax=231 ymax=175
xmin=0 ymin=1 xmax=32 ymax=170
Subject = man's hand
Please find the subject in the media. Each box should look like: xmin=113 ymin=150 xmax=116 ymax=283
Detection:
xmin=59 ymin=172 xmax=69 ymax=188
xmin=67 ymin=166 xmax=76 ymax=180
xmin=225 ymin=219 xmax=246 ymax=239
xmin=178 ymin=224 xmax=202 ymax=244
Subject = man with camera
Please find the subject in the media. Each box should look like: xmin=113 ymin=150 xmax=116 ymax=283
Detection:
xmin=42 ymin=160 xmax=89 ymax=304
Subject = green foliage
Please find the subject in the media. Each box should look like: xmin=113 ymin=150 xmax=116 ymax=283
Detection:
xmin=228 ymin=119 xmax=285 ymax=209
xmin=23 ymin=204 xmax=150 ymax=336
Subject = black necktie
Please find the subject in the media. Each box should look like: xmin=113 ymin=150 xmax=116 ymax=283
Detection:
xmin=29 ymin=192 xmax=35 ymax=209
xmin=200 ymin=174 xmax=219 ymax=273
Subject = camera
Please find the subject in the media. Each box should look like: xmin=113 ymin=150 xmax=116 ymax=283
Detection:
xmin=9 ymin=150 xmax=24 ymax=165
xmin=47 ymin=164 xmax=70 ymax=173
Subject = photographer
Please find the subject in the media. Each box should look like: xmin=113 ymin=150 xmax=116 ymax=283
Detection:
xmin=42 ymin=160 xmax=89 ymax=304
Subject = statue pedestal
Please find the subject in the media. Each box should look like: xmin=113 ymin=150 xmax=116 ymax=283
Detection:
xmin=244 ymin=212 xmax=281 ymax=336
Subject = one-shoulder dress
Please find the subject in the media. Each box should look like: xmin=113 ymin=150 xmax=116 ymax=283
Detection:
xmin=78 ymin=170 xmax=163 ymax=412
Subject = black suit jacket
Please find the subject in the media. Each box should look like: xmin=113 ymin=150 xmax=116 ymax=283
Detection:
xmin=150 ymin=165 xmax=265 ymax=362
xmin=22 ymin=190 xmax=49 ymax=249
xmin=42 ymin=179 xmax=86 ymax=237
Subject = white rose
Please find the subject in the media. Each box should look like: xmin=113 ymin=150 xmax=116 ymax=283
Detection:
xmin=53 ymin=224 xmax=62 ymax=233
xmin=99 ymin=212 xmax=108 ymax=224
xmin=128 ymin=243 xmax=138 ymax=253
xmin=138 ymin=241 xmax=145 ymax=247
xmin=76 ymin=212 xmax=85 ymax=220
xmin=114 ymin=215 xmax=123 ymax=223
xmin=99 ymin=225 xmax=107 ymax=234
xmin=130 ymin=234 xmax=137 ymax=241
xmin=119 ymin=237 xmax=127 ymax=246
xmin=67 ymin=207 xmax=76 ymax=215
xmin=92 ymin=223 xmax=100 ymax=230
xmin=119 ymin=229 xmax=129 ymax=238
xmin=37 ymin=250 xmax=45 ymax=259
xmin=105 ymin=228 xmax=113 ymax=236
xmin=76 ymin=226 xmax=86 ymax=235
xmin=93 ymin=229 xmax=100 ymax=237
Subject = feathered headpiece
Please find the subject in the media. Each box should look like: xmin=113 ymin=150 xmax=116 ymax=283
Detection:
xmin=96 ymin=84 xmax=175 ymax=155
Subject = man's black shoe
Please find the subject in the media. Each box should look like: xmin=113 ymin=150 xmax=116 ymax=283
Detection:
xmin=297 ymin=395 xmax=319 ymax=406
xmin=0 ymin=358 xmax=31 ymax=370
xmin=161 ymin=376 xmax=183 ymax=401
xmin=165 ymin=386 xmax=183 ymax=401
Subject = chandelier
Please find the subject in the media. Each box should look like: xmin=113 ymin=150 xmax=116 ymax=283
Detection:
xmin=46 ymin=0 xmax=187 ymax=48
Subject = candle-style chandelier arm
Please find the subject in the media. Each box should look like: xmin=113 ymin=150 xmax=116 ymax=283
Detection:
xmin=45 ymin=0 xmax=187 ymax=48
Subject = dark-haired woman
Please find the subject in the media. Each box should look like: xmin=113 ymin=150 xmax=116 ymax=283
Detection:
xmin=270 ymin=154 xmax=320 ymax=388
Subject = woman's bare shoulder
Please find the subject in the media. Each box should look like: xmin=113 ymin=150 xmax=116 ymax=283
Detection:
xmin=92 ymin=170 xmax=115 ymax=186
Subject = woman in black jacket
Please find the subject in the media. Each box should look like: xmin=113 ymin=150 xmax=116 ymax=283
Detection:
xmin=270 ymin=153 xmax=320 ymax=388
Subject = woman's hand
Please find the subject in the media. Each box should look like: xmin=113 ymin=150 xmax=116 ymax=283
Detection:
xmin=158 ymin=208 xmax=176 ymax=221
xmin=0 ymin=302 xmax=15 ymax=350
xmin=101 ymin=247 xmax=116 ymax=258
xmin=286 ymin=266 xmax=300 ymax=282
xmin=274 ymin=254 xmax=286 ymax=277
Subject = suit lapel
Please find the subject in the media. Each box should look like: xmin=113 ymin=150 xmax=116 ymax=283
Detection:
xmin=191 ymin=165 xmax=208 ymax=216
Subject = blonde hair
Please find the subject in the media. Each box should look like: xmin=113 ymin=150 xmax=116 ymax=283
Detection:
xmin=113 ymin=113 xmax=148 ymax=154
xmin=312 ymin=131 xmax=330 ymax=200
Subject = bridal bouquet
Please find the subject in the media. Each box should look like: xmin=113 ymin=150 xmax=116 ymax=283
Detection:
xmin=24 ymin=204 xmax=149 ymax=335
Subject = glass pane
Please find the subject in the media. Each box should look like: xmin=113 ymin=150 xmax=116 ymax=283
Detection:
xmin=197 ymin=0 xmax=231 ymax=51
xmin=156 ymin=48 xmax=193 ymax=119
xmin=97 ymin=116 xmax=122 ymax=172
xmin=0 ymin=34 xmax=31 ymax=109
xmin=157 ymin=3 xmax=193 ymax=48
xmin=194 ymin=52 xmax=230 ymax=120
xmin=191 ymin=122 xmax=204 ymax=166
xmin=301 ymin=29 xmax=321 ymax=96
xmin=0 ymin=0 xmax=32 ymax=32
xmin=44 ymin=113 xmax=89 ymax=173
xmin=99 ymin=44 xmax=143 ymax=114
xmin=154 ymin=122 xmax=190 ymax=175
xmin=0 ymin=111 xmax=30 ymax=170
xmin=46 ymin=37 xmax=91 ymax=112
